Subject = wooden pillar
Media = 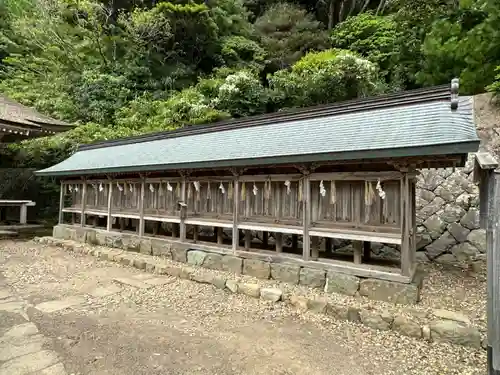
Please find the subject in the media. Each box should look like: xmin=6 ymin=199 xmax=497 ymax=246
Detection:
xmin=138 ymin=177 xmax=145 ymax=237
xmin=275 ymin=233 xmax=283 ymax=253
xmin=193 ymin=225 xmax=199 ymax=243
xmin=119 ymin=218 xmax=125 ymax=231
xmin=106 ymin=180 xmax=113 ymax=231
xmin=302 ymin=175 xmax=311 ymax=261
xmin=81 ymin=180 xmax=87 ymax=227
xmin=324 ymin=237 xmax=332 ymax=255
xmin=58 ymin=182 xmax=64 ymax=224
xmin=353 ymin=240 xmax=362 ymax=264
xmin=179 ymin=178 xmax=187 ymax=241
xmin=262 ymin=231 xmax=268 ymax=248
xmin=474 ymin=153 xmax=500 ymax=375
xmin=172 ymin=223 xmax=179 ymax=238
xmin=363 ymin=241 xmax=371 ymax=261
xmin=400 ymin=172 xmax=412 ymax=277
xmin=291 ymin=234 xmax=298 ymax=252
xmin=232 ymin=178 xmax=239 ymax=252
xmin=217 ymin=227 xmax=223 ymax=245
xmin=71 ymin=213 xmax=76 ymax=225
xmin=19 ymin=204 xmax=28 ymax=225
xmin=244 ymin=230 xmax=251 ymax=250
xmin=311 ymin=236 xmax=319 ymax=260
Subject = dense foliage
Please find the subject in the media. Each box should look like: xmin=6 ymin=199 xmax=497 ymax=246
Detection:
xmin=1 ymin=0 xmax=500 ymax=177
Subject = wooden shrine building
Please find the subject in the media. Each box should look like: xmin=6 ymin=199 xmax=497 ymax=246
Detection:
xmin=0 ymin=95 xmax=73 ymax=143
xmin=36 ymin=83 xmax=480 ymax=284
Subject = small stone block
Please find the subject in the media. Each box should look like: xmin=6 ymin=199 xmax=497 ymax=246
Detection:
xmin=429 ymin=320 xmax=481 ymax=348
xmin=180 ymin=267 xmax=195 ymax=279
xmin=151 ymin=240 xmax=172 ymax=258
xmin=243 ymin=259 xmax=270 ymax=279
xmin=307 ymin=298 xmax=327 ymax=313
xmin=161 ymin=265 xmax=182 ymax=278
xmin=140 ymin=239 xmax=152 ymax=255
xmin=325 ymin=271 xmax=360 ymax=296
xmin=145 ymin=262 xmax=156 ymax=273
xmin=191 ymin=272 xmax=214 ymax=284
xmin=238 ymin=283 xmax=261 ymax=298
xmin=35 ymin=296 xmax=86 ymax=313
xmin=326 ymin=304 xmax=349 ymax=320
xmin=221 ymin=255 xmax=243 ymax=274
xmin=289 ymin=295 xmax=308 ymax=312
xmin=187 ymin=250 xmax=207 ymax=266
xmin=347 ymin=307 xmax=361 ymax=322
xmin=171 ymin=247 xmax=188 ymax=263
xmin=393 ymin=316 xmax=422 ymax=338
xmin=113 ymin=277 xmax=150 ymax=289
xmin=2 ymin=323 xmax=39 ymax=338
xmin=225 ymin=280 xmax=238 ymax=293
xmin=0 ymin=350 xmax=60 ymax=375
xmin=359 ymin=279 xmax=420 ymax=305
xmin=89 ymin=285 xmax=122 ymax=298
xmin=260 ymin=288 xmax=283 ymax=302
xmin=203 ymin=253 xmax=223 ymax=270
xmin=143 ymin=277 xmax=174 ymax=286
xmin=432 ymin=309 xmax=471 ymax=325
xmin=360 ymin=309 xmax=393 ymax=331
xmin=299 ymin=268 xmax=326 ymax=289
xmin=133 ymin=259 xmax=146 ymax=270
xmin=211 ymin=276 xmax=227 ymax=289
xmin=270 ymin=263 xmax=300 ymax=284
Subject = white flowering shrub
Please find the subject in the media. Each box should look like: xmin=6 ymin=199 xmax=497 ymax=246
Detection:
xmin=214 ymin=70 xmax=269 ymax=117
xmin=269 ymin=49 xmax=383 ymax=108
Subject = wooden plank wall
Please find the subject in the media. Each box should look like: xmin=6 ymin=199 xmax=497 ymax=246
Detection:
xmin=310 ymin=180 xmax=401 ymax=229
xmin=143 ymin=181 xmax=181 ymax=216
xmin=186 ymin=179 xmax=233 ymax=219
xmin=111 ymin=181 xmax=141 ymax=213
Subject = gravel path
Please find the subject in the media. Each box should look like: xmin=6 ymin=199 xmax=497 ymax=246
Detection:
xmin=0 ymin=240 xmax=487 ymax=375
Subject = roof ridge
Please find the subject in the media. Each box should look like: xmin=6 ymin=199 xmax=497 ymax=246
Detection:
xmin=78 ymin=84 xmax=452 ymax=152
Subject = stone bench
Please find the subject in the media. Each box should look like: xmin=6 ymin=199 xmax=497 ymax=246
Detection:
xmin=0 ymin=200 xmax=36 ymax=224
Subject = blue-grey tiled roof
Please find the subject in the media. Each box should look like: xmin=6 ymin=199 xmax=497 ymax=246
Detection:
xmin=36 ymin=95 xmax=480 ymax=176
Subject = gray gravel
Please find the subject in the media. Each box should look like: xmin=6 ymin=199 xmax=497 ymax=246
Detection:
xmin=0 ymin=240 xmax=488 ymax=374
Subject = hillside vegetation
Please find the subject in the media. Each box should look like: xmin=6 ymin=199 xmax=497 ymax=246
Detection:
xmin=1 ymin=0 xmax=500 ymax=169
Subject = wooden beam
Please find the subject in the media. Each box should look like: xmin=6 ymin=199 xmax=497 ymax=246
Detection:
xmin=58 ymin=182 xmax=64 ymax=224
xmin=138 ymin=178 xmax=145 ymax=236
xmin=81 ymin=181 xmax=87 ymax=227
xmin=193 ymin=225 xmax=199 ymax=243
xmin=232 ymin=178 xmax=239 ymax=252
xmin=302 ymin=175 xmax=311 ymax=261
xmin=106 ymin=180 xmax=113 ymax=231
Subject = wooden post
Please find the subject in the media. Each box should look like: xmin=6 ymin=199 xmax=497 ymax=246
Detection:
xmin=81 ymin=180 xmax=87 ymax=227
xmin=291 ymin=234 xmax=298 ymax=252
xmin=138 ymin=177 xmax=145 ymax=236
xmin=311 ymin=236 xmax=319 ymax=260
xmin=193 ymin=225 xmax=199 ymax=243
xmin=363 ymin=241 xmax=371 ymax=261
xmin=19 ymin=204 xmax=28 ymax=225
xmin=106 ymin=180 xmax=113 ymax=231
xmin=244 ymin=230 xmax=251 ymax=250
xmin=179 ymin=178 xmax=187 ymax=241
xmin=302 ymin=175 xmax=311 ymax=261
xmin=324 ymin=237 xmax=332 ymax=255
xmin=275 ymin=233 xmax=283 ymax=253
xmin=232 ymin=178 xmax=239 ymax=252
xmin=58 ymin=182 xmax=64 ymax=224
xmin=475 ymin=153 xmax=500 ymax=375
xmin=217 ymin=227 xmax=223 ymax=245
xmin=262 ymin=231 xmax=268 ymax=248
xmin=400 ymin=172 xmax=412 ymax=277
xmin=353 ymin=240 xmax=362 ymax=264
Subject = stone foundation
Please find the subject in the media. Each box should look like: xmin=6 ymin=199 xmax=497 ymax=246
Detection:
xmin=53 ymin=224 xmax=422 ymax=305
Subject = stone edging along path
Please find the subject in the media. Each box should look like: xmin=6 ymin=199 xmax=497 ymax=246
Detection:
xmin=33 ymin=236 xmax=486 ymax=350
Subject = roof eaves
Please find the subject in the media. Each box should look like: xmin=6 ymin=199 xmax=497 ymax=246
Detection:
xmin=78 ymin=84 xmax=453 ymax=152
xmin=35 ymin=140 xmax=480 ymax=177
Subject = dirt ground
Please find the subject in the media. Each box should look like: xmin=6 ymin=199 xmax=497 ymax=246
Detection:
xmin=0 ymin=239 xmax=487 ymax=375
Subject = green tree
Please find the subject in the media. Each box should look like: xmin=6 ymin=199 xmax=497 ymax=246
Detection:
xmin=255 ymin=3 xmax=329 ymax=70
xmin=269 ymin=49 xmax=383 ymax=108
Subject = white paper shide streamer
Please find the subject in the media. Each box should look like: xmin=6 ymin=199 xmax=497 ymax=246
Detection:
xmin=75 ymin=185 xmax=79 ymax=192
xmin=284 ymin=180 xmax=291 ymax=195
xmin=149 ymin=183 xmax=155 ymax=192
xmin=219 ymin=182 xmax=225 ymax=194
xmin=99 ymin=182 xmax=104 ymax=192
xmin=319 ymin=180 xmax=327 ymax=197
xmin=117 ymin=182 xmax=123 ymax=192
xmin=193 ymin=181 xmax=200 ymax=192
xmin=252 ymin=182 xmax=258 ymax=196
xmin=167 ymin=182 xmax=173 ymax=192
xmin=376 ymin=179 xmax=386 ymax=200
xmin=129 ymin=183 xmax=133 ymax=193
xmin=68 ymin=185 xmax=73 ymax=193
